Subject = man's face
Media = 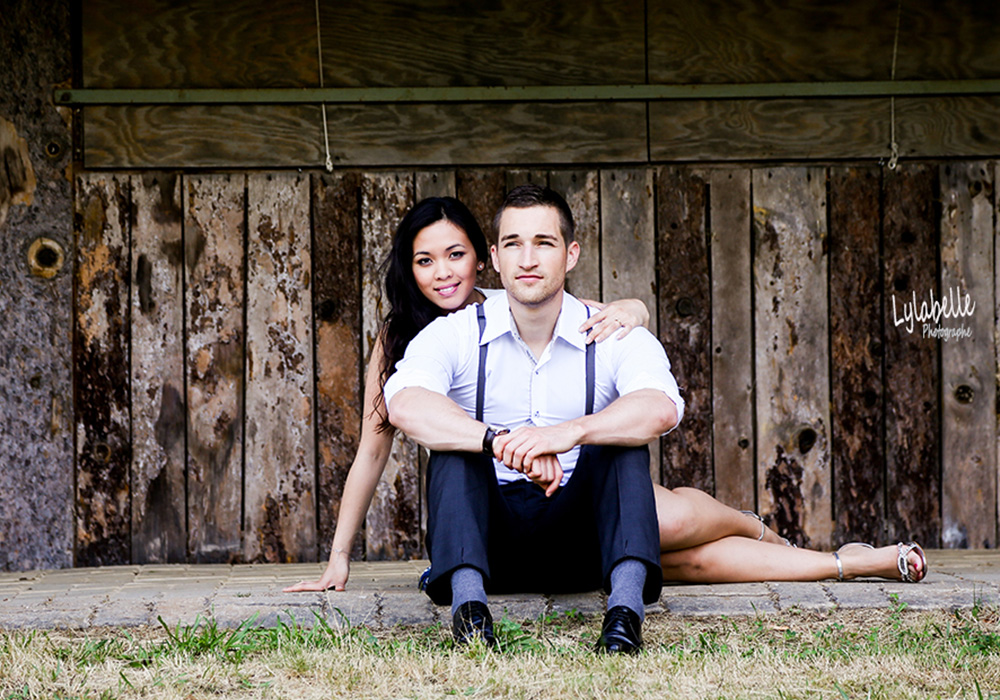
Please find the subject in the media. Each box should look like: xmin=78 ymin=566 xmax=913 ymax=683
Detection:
xmin=491 ymin=205 xmax=579 ymax=308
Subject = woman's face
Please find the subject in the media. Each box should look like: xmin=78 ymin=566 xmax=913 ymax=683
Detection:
xmin=411 ymin=219 xmax=480 ymax=311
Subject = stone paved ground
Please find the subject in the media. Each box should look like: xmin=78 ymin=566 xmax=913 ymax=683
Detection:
xmin=0 ymin=550 xmax=997 ymax=631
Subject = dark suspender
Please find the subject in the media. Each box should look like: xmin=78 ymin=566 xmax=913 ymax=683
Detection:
xmin=475 ymin=303 xmax=595 ymax=421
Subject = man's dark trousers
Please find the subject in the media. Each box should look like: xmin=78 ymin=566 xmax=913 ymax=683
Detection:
xmin=422 ymin=444 xmax=663 ymax=606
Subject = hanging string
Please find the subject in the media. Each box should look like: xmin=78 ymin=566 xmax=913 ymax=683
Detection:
xmin=315 ymin=0 xmax=334 ymax=172
xmin=887 ymin=0 xmax=903 ymax=170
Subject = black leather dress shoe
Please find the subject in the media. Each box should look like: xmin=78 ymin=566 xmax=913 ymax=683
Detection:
xmin=595 ymin=605 xmax=642 ymax=654
xmin=452 ymin=601 xmax=496 ymax=648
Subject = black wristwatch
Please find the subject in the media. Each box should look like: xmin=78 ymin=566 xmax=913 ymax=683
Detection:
xmin=482 ymin=424 xmax=510 ymax=458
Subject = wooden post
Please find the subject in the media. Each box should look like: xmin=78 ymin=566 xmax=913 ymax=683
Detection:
xmin=940 ymin=162 xmax=997 ymax=549
xmin=600 ymin=169 xmax=660 ymax=482
xmin=657 ymin=167 xmax=712 ymax=493
xmin=361 ymin=173 xmax=420 ymax=560
xmin=74 ymin=173 xmax=132 ymax=566
xmin=709 ymin=169 xmax=755 ymax=511
xmin=550 ymin=170 xmax=600 ymax=301
xmin=753 ymin=167 xmax=832 ymax=549
xmin=130 ymin=173 xmax=186 ymax=563
xmin=829 ymin=167 xmax=884 ymax=544
xmin=313 ymin=172 xmax=364 ymax=560
xmin=244 ymin=173 xmax=317 ymax=562
xmin=883 ymin=164 xmax=940 ymax=546
xmin=185 ymin=174 xmax=245 ymax=563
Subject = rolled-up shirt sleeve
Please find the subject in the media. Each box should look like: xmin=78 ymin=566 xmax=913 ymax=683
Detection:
xmin=607 ymin=327 xmax=685 ymax=431
xmin=382 ymin=314 xmax=465 ymax=410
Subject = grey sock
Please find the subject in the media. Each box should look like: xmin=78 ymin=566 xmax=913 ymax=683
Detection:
xmin=450 ymin=566 xmax=487 ymax=617
xmin=607 ymin=558 xmax=646 ymax=622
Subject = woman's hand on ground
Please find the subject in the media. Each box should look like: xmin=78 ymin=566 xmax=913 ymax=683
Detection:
xmin=282 ymin=552 xmax=349 ymax=592
xmin=578 ymin=298 xmax=649 ymax=343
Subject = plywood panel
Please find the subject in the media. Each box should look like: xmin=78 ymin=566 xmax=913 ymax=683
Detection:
xmin=550 ymin=170 xmax=600 ymax=301
xmin=456 ymin=169 xmax=505 ymax=290
xmin=83 ymin=103 xmax=649 ymax=169
xmin=361 ymin=173 xmax=420 ymax=560
xmin=82 ymin=0 xmax=317 ymax=88
xmin=828 ymin=167 xmax=884 ymax=545
xmin=74 ymin=173 xmax=132 ymax=566
xmin=313 ymin=172 xmax=364 ymax=559
xmin=185 ymin=174 xmax=245 ymax=563
xmin=650 ymin=97 xmax=1000 ymax=162
xmin=753 ymin=168 xmax=831 ymax=549
xmin=656 ymin=167 xmax=712 ymax=492
xmin=600 ymin=169 xmax=660 ymax=481
xmin=130 ymin=173 xmax=186 ymax=563
xmin=940 ymin=162 xmax=997 ymax=549
xmin=708 ymin=169 xmax=754 ymax=511
xmin=883 ymin=164 xmax=940 ymax=546
xmin=243 ymin=173 xmax=316 ymax=562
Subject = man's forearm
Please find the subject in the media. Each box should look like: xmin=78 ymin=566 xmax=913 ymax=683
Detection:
xmin=387 ymin=387 xmax=484 ymax=452
xmin=568 ymin=389 xmax=678 ymax=446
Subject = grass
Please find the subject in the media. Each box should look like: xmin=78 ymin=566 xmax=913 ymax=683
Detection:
xmin=0 ymin=602 xmax=998 ymax=699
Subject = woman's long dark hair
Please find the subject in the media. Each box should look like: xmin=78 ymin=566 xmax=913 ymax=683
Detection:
xmin=374 ymin=197 xmax=488 ymax=432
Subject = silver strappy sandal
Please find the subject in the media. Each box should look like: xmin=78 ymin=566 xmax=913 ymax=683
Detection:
xmin=833 ymin=542 xmax=874 ymax=581
xmin=833 ymin=541 xmax=927 ymax=582
xmin=741 ymin=511 xmax=794 ymax=547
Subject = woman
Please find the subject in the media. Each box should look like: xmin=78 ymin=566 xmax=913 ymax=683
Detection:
xmin=286 ymin=196 xmax=925 ymax=592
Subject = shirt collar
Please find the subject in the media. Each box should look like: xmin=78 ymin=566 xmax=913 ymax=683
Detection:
xmin=480 ymin=291 xmax=589 ymax=351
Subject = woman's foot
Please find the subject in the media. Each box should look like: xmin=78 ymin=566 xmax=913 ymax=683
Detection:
xmin=741 ymin=511 xmax=793 ymax=547
xmin=834 ymin=542 xmax=927 ymax=582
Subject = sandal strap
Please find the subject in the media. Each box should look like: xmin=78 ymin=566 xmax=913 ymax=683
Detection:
xmin=833 ymin=551 xmax=844 ymax=581
xmin=740 ymin=511 xmax=766 ymax=541
xmin=897 ymin=542 xmax=925 ymax=582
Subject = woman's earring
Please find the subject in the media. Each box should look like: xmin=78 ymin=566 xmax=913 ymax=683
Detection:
xmin=478 ymin=262 xmax=485 ymax=271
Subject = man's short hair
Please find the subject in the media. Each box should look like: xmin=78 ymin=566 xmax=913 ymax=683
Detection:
xmin=492 ymin=183 xmax=576 ymax=244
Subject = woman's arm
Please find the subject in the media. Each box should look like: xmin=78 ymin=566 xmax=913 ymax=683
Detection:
xmin=284 ymin=339 xmax=395 ymax=592
xmin=577 ymin=298 xmax=650 ymax=343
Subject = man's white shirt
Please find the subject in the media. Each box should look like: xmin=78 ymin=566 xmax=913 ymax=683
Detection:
xmin=383 ymin=291 xmax=685 ymax=486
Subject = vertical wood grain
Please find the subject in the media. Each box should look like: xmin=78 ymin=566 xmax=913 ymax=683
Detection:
xmin=456 ymin=169 xmax=505 ymax=290
xmin=244 ymin=173 xmax=316 ymax=562
xmin=657 ymin=167 xmax=712 ymax=492
xmin=753 ymin=167 xmax=831 ymax=549
xmin=361 ymin=172 xmax=420 ymax=560
xmin=828 ymin=167 xmax=884 ymax=544
xmin=74 ymin=173 xmax=132 ymax=566
xmin=883 ymin=164 xmax=940 ymax=546
xmin=505 ymin=170 xmax=549 ymax=193
xmin=940 ymin=162 xmax=996 ymax=549
xmin=130 ymin=173 xmax=186 ymax=563
xmin=313 ymin=172 xmax=364 ymax=560
xmin=550 ymin=170 xmax=600 ymax=301
xmin=600 ymin=169 xmax=660 ymax=482
xmin=415 ymin=171 xmax=456 ymax=200
xmin=185 ymin=173 xmax=245 ymax=563
xmin=709 ymin=169 xmax=755 ymax=511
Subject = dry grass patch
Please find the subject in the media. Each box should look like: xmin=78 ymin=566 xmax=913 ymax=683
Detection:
xmin=1 ymin=602 xmax=998 ymax=699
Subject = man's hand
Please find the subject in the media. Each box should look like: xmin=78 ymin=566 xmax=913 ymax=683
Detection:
xmin=492 ymin=423 xmax=581 ymax=497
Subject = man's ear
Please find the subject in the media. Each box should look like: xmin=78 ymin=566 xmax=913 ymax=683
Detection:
xmin=490 ymin=245 xmax=500 ymax=272
xmin=565 ymin=240 xmax=581 ymax=273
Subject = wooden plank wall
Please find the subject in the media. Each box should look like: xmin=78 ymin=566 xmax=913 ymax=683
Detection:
xmin=72 ymin=164 xmax=999 ymax=563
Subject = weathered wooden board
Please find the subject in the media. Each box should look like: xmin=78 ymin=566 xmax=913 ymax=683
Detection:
xmin=243 ymin=173 xmax=316 ymax=563
xmin=600 ymin=169 xmax=660 ymax=482
xmin=649 ymin=97 xmax=1000 ymax=162
xmin=185 ymin=174 xmax=245 ymax=563
xmin=656 ymin=167 xmax=712 ymax=493
xmin=0 ymin=1 xmax=74 ymax=572
xmin=456 ymin=169 xmax=505 ymax=290
xmin=882 ymin=164 xmax=940 ymax=546
xmin=74 ymin=173 xmax=132 ymax=566
xmin=82 ymin=0 xmax=317 ymax=88
xmin=939 ymin=162 xmax=997 ymax=549
xmin=313 ymin=172 xmax=364 ymax=560
xmin=753 ymin=168 xmax=831 ymax=549
xmin=708 ymin=169 xmax=754 ymax=511
xmin=361 ymin=173 xmax=420 ymax=560
xmin=319 ymin=0 xmax=644 ymax=87
xmin=550 ymin=170 xmax=600 ymax=301
xmin=505 ymin=170 xmax=549 ymax=192
xmin=828 ymin=167 xmax=884 ymax=545
xmin=415 ymin=171 xmax=456 ymax=200
xmin=83 ymin=103 xmax=650 ymax=169
xmin=130 ymin=173 xmax=186 ymax=563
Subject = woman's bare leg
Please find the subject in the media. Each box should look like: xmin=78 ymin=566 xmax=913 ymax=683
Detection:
xmin=660 ymin=537 xmax=927 ymax=583
xmin=655 ymin=484 xmax=788 ymax=549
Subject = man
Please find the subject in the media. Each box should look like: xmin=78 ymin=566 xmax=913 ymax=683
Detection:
xmin=384 ymin=184 xmax=684 ymax=653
